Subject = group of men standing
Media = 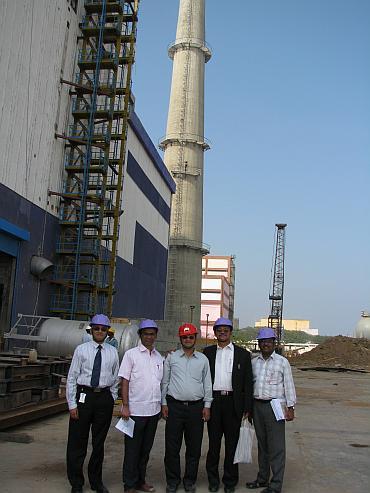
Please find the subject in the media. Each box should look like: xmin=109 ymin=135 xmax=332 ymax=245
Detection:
xmin=66 ymin=315 xmax=296 ymax=493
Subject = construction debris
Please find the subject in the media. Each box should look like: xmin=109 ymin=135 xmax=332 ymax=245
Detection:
xmin=0 ymin=352 xmax=70 ymax=414
xmin=289 ymin=336 xmax=370 ymax=372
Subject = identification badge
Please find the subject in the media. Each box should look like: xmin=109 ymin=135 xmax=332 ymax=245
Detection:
xmin=79 ymin=392 xmax=86 ymax=403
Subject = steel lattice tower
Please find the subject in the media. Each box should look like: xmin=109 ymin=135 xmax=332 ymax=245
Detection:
xmin=268 ymin=223 xmax=287 ymax=345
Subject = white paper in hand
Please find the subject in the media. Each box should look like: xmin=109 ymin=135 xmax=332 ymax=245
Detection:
xmin=270 ymin=399 xmax=286 ymax=421
xmin=115 ymin=417 xmax=135 ymax=437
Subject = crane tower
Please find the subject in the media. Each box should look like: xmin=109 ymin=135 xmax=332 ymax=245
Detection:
xmin=268 ymin=223 xmax=287 ymax=346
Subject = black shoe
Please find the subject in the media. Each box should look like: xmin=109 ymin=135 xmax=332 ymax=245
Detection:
xmin=91 ymin=485 xmax=109 ymax=493
xmin=166 ymin=486 xmax=177 ymax=493
xmin=224 ymin=487 xmax=235 ymax=493
xmin=71 ymin=489 xmax=83 ymax=493
xmin=208 ymin=485 xmax=219 ymax=492
xmin=261 ymin=489 xmax=276 ymax=493
xmin=184 ymin=485 xmax=196 ymax=492
xmin=246 ymin=480 xmax=269 ymax=489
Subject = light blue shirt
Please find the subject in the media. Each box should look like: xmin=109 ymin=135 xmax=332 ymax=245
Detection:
xmin=161 ymin=349 xmax=213 ymax=408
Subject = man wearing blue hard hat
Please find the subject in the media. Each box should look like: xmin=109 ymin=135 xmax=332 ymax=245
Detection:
xmin=246 ymin=328 xmax=296 ymax=493
xmin=203 ymin=317 xmax=253 ymax=493
xmin=66 ymin=314 xmax=119 ymax=493
xmin=118 ymin=319 xmax=163 ymax=493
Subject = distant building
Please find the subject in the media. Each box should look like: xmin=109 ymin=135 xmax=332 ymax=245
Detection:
xmin=200 ymin=256 xmax=235 ymax=338
xmin=255 ymin=318 xmax=319 ymax=336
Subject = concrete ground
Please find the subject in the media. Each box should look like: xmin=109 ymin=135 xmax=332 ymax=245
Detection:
xmin=0 ymin=369 xmax=369 ymax=493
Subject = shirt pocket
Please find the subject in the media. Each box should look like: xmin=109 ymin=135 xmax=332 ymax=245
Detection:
xmin=155 ymin=362 xmax=163 ymax=381
xmin=266 ymin=369 xmax=282 ymax=385
xmin=189 ymin=365 xmax=202 ymax=383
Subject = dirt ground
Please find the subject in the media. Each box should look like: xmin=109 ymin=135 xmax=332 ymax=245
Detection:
xmin=0 ymin=369 xmax=369 ymax=493
xmin=290 ymin=336 xmax=370 ymax=371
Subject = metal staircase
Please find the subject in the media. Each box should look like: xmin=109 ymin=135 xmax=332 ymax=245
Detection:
xmin=51 ymin=0 xmax=140 ymax=319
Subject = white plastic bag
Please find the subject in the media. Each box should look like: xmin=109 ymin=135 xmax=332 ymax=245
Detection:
xmin=233 ymin=419 xmax=255 ymax=464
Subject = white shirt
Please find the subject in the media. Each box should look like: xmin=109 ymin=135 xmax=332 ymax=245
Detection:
xmin=252 ymin=352 xmax=296 ymax=407
xmin=66 ymin=340 xmax=120 ymax=410
xmin=213 ymin=342 xmax=234 ymax=391
xmin=118 ymin=342 xmax=164 ymax=416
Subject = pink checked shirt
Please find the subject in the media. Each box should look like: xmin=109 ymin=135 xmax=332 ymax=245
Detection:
xmin=118 ymin=342 xmax=164 ymax=416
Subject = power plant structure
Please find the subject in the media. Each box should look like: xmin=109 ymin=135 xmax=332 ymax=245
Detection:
xmin=0 ymin=0 xmax=175 ymax=338
xmin=160 ymin=0 xmax=211 ymax=326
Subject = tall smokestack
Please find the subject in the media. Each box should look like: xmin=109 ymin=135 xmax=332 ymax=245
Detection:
xmin=160 ymin=0 xmax=211 ymax=326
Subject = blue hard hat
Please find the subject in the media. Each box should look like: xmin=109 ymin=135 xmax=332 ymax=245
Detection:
xmin=213 ymin=317 xmax=233 ymax=329
xmin=91 ymin=314 xmax=111 ymax=327
xmin=257 ymin=327 xmax=276 ymax=340
xmin=139 ymin=319 xmax=158 ymax=331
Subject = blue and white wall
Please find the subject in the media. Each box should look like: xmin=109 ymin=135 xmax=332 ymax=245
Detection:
xmin=0 ymin=1 xmax=175 ymax=328
xmin=114 ymin=113 xmax=175 ymax=319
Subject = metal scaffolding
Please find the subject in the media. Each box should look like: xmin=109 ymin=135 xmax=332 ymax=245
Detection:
xmin=51 ymin=0 xmax=140 ymax=319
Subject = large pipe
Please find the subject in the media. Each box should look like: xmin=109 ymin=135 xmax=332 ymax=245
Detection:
xmin=37 ymin=318 xmax=139 ymax=359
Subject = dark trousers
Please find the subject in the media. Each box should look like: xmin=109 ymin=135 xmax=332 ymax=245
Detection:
xmin=123 ymin=413 xmax=160 ymax=489
xmin=164 ymin=400 xmax=204 ymax=488
xmin=66 ymin=389 xmax=114 ymax=489
xmin=206 ymin=395 xmax=242 ymax=488
xmin=253 ymin=400 xmax=286 ymax=493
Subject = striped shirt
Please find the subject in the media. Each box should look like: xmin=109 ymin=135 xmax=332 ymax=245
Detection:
xmin=252 ymin=352 xmax=296 ymax=408
xmin=66 ymin=340 xmax=120 ymax=410
xmin=161 ymin=349 xmax=213 ymax=408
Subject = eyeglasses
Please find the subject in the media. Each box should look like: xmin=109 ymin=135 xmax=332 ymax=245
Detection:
xmin=259 ymin=339 xmax=275 ymax=344
xmin=214 ymin=327 xmax=231 ymax=333
xmin=181 ymin=335 xmax=196 ymax=340
xmin=91 ymin=326 xmax=108 ymax=332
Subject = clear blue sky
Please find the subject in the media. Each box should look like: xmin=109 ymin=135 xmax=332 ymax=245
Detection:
xmin=132 ymin=0 xmax=370 ymax=336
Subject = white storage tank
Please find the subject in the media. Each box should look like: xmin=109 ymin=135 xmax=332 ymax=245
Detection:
xmin=37 ymin=318 xmax=139 ymax=359
xmin=354 ymin=311 xmax=370 ymax=339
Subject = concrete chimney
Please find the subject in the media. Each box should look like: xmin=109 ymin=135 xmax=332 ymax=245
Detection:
xmin=160 ymin=0 xmax=211 ymax=326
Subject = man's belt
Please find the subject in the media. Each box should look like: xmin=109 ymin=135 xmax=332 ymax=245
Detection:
xmin=213 ymin=390 xmax=233 ymax=396
xmin=166 ymin=395 xmax=203 ymax=406
xmin=77 ymin=385 xmax=110 ymax=394
xmin=254 ymin=398 xmax=272 ymax=403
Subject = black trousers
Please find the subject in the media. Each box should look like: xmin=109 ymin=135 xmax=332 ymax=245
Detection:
xmin=164 ymin=400 xmax=204 ymax=488
xmin=123 ymin=413 xmax=160 ymax=490
xmin=253 ymin=400 xmax=286 ymax=493
xmin=206 ymin=395 xmax=242 ymax=488
xmin=66 ymin=389 xmax=114 ymax=489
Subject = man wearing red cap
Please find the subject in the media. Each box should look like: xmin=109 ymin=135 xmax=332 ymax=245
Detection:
xmin=203 ymin=317 xmax=253 ymax=493
xmin=66 ymin=314 xmax=119 ymax=493
xmin=162 ymin=323 xmax=213 ymax=493
xmin=246 ymin=328 xmax=296 ymax=493
xmin=119 ymin=319 xmax=163 ymax=493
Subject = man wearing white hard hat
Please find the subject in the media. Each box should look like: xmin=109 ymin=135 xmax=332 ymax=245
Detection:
xmin=119 ymin=319 xmax=163 ymax=493
xmin=66 ymin=314 xmax=119 ymax=493
xmin=246 ymin=328 xmax=296 ymax=493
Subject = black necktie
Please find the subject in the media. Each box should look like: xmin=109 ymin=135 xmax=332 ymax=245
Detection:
xmin=90 ymin=345 xmax=102 ymax=388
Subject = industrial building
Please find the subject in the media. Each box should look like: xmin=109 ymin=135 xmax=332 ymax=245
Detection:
xmin=0 ymin=0 xmax=175 ymax=335
xmin=200 ymin=255 xmax=235 ymax=338
xmin=255 ymin=318 xmax=319 ymax=336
